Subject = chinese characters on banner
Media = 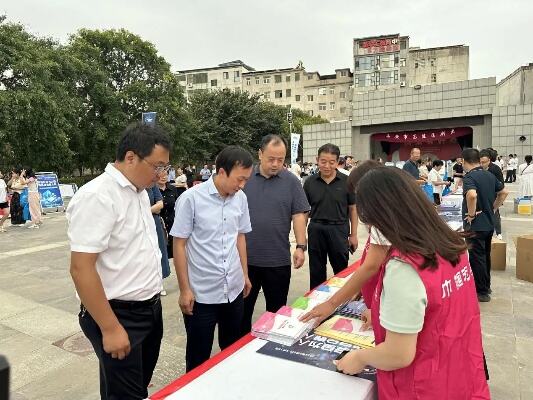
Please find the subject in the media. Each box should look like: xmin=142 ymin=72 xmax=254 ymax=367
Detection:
xmin=291 ymin=133 xmax=301 ymax=164
xmin=372 ymin=127 xmax=472 ymax=144
xmin=358 ymin=37 xmax=400 ymax=55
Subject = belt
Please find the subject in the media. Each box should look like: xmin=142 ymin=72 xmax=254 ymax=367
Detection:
xmin=311 ymin=219 xmax=347 ymax=225
xmin=108 ymin=293 xmax=161 ymax=310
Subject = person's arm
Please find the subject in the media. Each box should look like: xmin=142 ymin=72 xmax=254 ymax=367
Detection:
xmin=236 ymin=233 xmax=251 ymax=298
xmin=464 ymin=189 xmax=478 ymax=224
xmin=348 ymin=205 xmax=358 ymax=251
xmin=292 ymin=212 xmax=308 ymax=269
xmin=151 ymin=200 xmax=164 ymax=214
xmin=494 ymin=188 xmax=509 ymax=211
xmin=70 ymin=252 xmax=130 ymax=359
xmin=173 ymin=237 xmax=195 ymax=315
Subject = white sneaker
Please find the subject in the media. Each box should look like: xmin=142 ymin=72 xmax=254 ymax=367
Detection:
xmin=160 ymin=290 xmax=167 ymax=296
xmin=496 ymin=234 xmax=503 ymax=240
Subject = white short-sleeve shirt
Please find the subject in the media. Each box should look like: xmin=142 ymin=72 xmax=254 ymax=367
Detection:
xmin=0 ymin=179 xmax=7 ymax=203
xmin=66 ymin=164 xmax=162 ymax=301
xmin=369 ymin=225 xmax=391 ymax=246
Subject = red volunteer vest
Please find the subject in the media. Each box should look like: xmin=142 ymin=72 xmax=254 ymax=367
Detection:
xmin=359 ymin=236 xmax=379 ymax=309
xmin=371 ymin=250 xmax=490 ymax=400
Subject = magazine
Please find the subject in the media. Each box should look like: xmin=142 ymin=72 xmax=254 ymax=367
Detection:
xmin=251 ymin=308 xmax=315 ymax=346
xmin=314 ymin=315 xmax=375 ymax=348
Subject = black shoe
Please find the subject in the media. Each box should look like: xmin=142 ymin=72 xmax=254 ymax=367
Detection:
xmin=477 ymin=294 xmax=491 ymax=302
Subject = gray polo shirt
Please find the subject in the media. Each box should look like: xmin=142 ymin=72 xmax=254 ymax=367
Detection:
xmin=243 ymin=166 xmax=310 ymax=267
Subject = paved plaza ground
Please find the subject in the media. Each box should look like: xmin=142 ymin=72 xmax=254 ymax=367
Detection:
xmin=0 ymin=182 xmax=532 ymax=400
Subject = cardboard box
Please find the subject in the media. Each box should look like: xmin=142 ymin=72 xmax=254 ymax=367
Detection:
xmin=516 ymin=235 xmax=533 ymax=283
xmin=491 ymin=238 xmax=506 ymax=271
xmin=518 ymin=203 xmax=532 ymax=215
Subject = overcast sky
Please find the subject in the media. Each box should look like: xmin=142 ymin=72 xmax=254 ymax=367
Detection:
xmin=3 ymin=0 xmax=531 ymax=81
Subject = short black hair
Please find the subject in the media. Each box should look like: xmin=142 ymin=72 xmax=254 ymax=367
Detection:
xmin=215 ymin=145 xmax=253 ymax=175
xmin=338 ymin=157 xmax=346 ymax=166
xmin=317 ymin=143 xmax=340 ymax=160
xmin=462 ymin=148 xmax=480 ymax=164
xmin=479 ymin=149 xmax=492 ymax=160
xmin=432 ymin=159 xmax=444 ymax=167
xmin=260 ymin=134 xmax=287 ymax=151
xmin=116 ymin=123 xmax=172 ymax=161
xmin=526 ymin=155 xmax=533 ymax=164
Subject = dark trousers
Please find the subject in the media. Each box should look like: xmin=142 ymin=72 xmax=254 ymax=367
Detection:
xmin=79 ymin=297 xmax=163 ymax=400
xmin=308 ymin=221 xmax=349 ymax=290
xmin=505 ymin=169 xmax=516 ymax=183
xmin=433 ymin=193 xmax=441 ymax=205
xmin=467 ymin=231 xmax=493 ymax=295
xmin=241 ymin=265 xmax=291 ymax=335
xmin=184 ymin=292 xmax=244 ymax=372
xmin=493 ymin=209 xmax=502 ymax=235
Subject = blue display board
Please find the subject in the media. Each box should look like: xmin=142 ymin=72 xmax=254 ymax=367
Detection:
xmin=37 ymin=173 xmax=64 ymax=209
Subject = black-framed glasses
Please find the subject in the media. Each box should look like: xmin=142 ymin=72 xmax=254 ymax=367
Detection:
xmin=140 ymin=158 xmax=171 ymax=174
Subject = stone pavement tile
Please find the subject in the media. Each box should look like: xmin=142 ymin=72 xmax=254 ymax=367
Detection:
xmin=149 ymin=340 xmax=187 ymax=394
xmin=0 ymin=332 xmax=79 ymax=390
xmin=518 ymin=366 xmax=533 ymax=400
xmin=14 ymin=355 xmax=100 ymax=400
xmin=481 ymin=314 xmax=516 ymax=338
xmin=0 ymin=290 xmax=40 ymax=320
xmin=1 ymin=303 xmax=80 ymax=343
xmin=486 ymin=358 xmax=520 ymax=400
xmin=0 ymin=323 xmax=19 ymax=342
xmin=479 ymin=296 xmax=513 ymax=316
xmin=516 ymin=337 xmax=533 ymax=367
xmin=512 ymin=297 xmax=533 ymax=318
xmin=482 ymin=334 xmax=517 ymax=364
xmin=514 ymin=316 xmax=533 ymax=339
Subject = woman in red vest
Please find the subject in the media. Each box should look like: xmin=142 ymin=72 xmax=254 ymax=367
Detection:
xmin=335 ymin=167 xmax=490 ymax=400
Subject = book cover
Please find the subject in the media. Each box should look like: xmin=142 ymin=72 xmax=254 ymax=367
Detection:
xmin=315 ymin=315 xmax=375 ymax=348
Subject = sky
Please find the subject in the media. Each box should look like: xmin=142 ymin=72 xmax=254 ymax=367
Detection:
xmin=3 ymin=0 xmax=532 ymax=81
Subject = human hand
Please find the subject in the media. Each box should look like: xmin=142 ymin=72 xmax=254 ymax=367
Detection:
xmin=243 ymin=275 xmax=252 ymax=298
xmin=464 ymin=211 xmax=482 ymax=224
xmin=300 ymin=300 xmax=335 ymax=325
xmin=360 ymin=308 xmax=372 ymax=331
xmin=334 ymin=350 xmax=366 ymax=375
xmin=102 ymin=324 xmax=131 ymax=360
xmin=348 ymin=235 xmax=358 ymax=253
xmin=179 ymin=288 xmax=195 ymax=315
xmin=292 ymin=248 xmax=305 ymax=269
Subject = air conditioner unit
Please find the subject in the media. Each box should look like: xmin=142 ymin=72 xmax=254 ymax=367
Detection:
xmin=400 ymin=81 xmax=406 ymax=87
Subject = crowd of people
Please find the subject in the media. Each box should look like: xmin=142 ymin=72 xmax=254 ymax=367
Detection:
xmin=62 ymin=123 xmax=531 ymax=400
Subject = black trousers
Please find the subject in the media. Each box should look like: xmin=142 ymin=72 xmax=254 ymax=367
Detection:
xmin=505 ymin=169 xmax=516 ymax=183
xmin=79 ymin=297 xmax=163 ymax=400
xmin=493 ymin=209 xmax=502 ymax=236
xmin=433 ymin=193 xmax=441 ymax=205
xmin=308 ymin=221 xmax=349 ymax=290
xmin=466 ymin=231 xmax=493 ymax=296
xmin=241 ymin=264 xmax=291 ymax=335
xmin=183 ymin=292 xmax=244 ymax=372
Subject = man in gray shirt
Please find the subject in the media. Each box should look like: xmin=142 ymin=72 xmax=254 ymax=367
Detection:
xmin=241 ymin=134 xmax=310 ymax=334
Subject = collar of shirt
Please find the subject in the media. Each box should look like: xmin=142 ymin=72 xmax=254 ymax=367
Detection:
xmin=254 ymin=165 xmax=281 ymax=179
xmin=104 ymin=163 xmax=138 ymax=192
xmin=465 ymin=166 xmax=483 ymax=175
xmin=317 ymin=170 xmax=341 ymax=183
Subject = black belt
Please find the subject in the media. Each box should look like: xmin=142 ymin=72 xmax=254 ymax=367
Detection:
xmin=311 ymin=219 xmax=347 ymax=225
xmin=108 ymin=293 xmax=161 ymax=310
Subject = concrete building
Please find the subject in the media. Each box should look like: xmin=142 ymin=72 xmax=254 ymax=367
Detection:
xmin=408 ymin=45 xmax=469 ymax=87
xmin=177 ymin=61 xmax=353 ymax=122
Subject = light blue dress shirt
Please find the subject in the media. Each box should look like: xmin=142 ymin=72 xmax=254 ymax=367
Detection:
xmin=170 ymin=177 xmax=252 ymax=304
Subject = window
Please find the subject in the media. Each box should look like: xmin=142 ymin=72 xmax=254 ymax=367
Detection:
xmin=430 ymin=59 xmax=436 ymax=67
xmin=356 ymin=56 xmax=375 ymax=70
xmin=295 ymin=73 xmax=300 ymax=81
xmin=286 ymin=89 xmax=292 ymax=97
xmin=177 ymin=75 xmax=186 ymax=82
xmin=356 ymin=73 xmax=372 ymax=87
xmin=307 ymin=95 xmax=314 ymax=101
xmin=329 ymin=87 xmax=335 ymax=94
xmin=340 ymin=107 xmax=346 ymax=114
xmin=380 ymin=71 xmax=396 ymax=85
xmin=308 ymin=110 xmax=314 ymax=116
xmin=319 ymin=87 xmax=327 ymax=95
xmin=234 ymin=71 xmax=240 ymax=82
xmin=307 ymin=74 xmax=314 ymax=80
xmin=399 ymin=58 xmax=406 ymax=67
xmin=275 ymin=90 xmax=283 ymax=98
xmin=295 ymin=94 xmax=301 ymax=101
xmin=340 ymin=70 xmax=348 ymax=77
xmin=400 ymin=40 xmax=407 ymax=50
xmin=340 ymin=91 xmax=346 ymax=99
xmin=431 ymin=73 xmax=437 ymax=83
xmin=286 ymin=74 xmax=291 ymax=82
xmin=246 ymin=78 xmax=251 ymax=86
xmin=192 ymin=73 xmax=208 ymax=84
xmin=319 ymin=103 xmax=327 ymax=111
xmin=223 ymin=72 xmax=229 ymax=79
xmin=263 ymin=91 xmax=270 ymax=99
xmin=330 ymin=102 xmax=335 ymax=110
xmin=380 ymin=54 xmax=395 ymax=68
xmin=211 ymin=79 xmax=218 ymax=87
xmin=263 ymin=76 xmax=271 ymax=84
xmin=275 ymin=75 xmax=282 ymax=83
xmin=414 ymin=62 xmax=419 ymax=69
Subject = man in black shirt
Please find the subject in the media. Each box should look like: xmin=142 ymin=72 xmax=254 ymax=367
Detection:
xmin=462 ymin=148 xmax=508 ymax=302
xmin=303 ymin=143 xmax=357 ymax=289
xmin=402 ymin=147 xmax=426 ymax=185
xmin=453 ymin=157 xmax=465 ymax=189
xmin=480 ymin=148 xmax=504 ymax=239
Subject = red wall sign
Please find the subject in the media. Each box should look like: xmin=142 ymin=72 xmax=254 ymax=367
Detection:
xmin=358 ymin=37 xmax=400 ymax=54
xmin=372 ymin=127 xmax=472 ymax=143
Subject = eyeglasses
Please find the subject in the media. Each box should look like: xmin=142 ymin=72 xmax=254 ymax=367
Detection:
xmin=140 ymin=158 xmax=171 ymax=174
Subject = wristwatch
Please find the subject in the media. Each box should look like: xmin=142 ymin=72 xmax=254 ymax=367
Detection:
xmin=296 ymin=244 xmax=307 ymax=252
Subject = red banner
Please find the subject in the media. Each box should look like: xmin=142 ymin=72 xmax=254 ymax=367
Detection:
xmin=371 ymin=127 xmax=472 ymax=143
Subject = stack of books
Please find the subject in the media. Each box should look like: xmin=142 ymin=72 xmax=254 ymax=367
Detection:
xmin=251 ymin=306 xmax=315 ymax=346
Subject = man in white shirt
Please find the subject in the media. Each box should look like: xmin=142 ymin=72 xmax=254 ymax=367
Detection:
xmin=0 ymin=171 xmax=8 ymax=232
xmin=171 ymin=146 xmax=254 ymax=372
xmin=67 ymin=124 xmax=171 ymax=400
xmin=428 ymin=160 xmax=450 ymax=205
xmin=505 ymin=154 xmax=517 ymax=183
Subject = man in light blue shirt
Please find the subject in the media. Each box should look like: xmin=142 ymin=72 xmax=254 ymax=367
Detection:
xmin=171 ymin=146 xmax=254 ymax=372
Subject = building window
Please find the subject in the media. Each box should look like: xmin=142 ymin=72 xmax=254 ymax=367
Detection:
xmin=400 ymin=58 xmax=406 ymax=67
xmin=319 ymin=103 xmax=326 ymax=111
xmin=340 ymin=107 xmax=346 ymax=114
xmin=275 ymin=90 xmax=283 ymax=98
xmin=295 ymin=94 xmax=301 ymax=101
xmin=340 ymin=91 xmax=346 ymax=99
xmin=430 ymin=59 xmax=436 ymax=67
xmin=307 ymin=74 xmax=314 ymax=80
xmin=263 ymin=91 xmax=270 ymax=99
xmin=431 ymin=73 xmax=437 ymax=83
xmin=246 ymin=78 xmax=251 ymax=86
xmin=286 ymin=74 xmax=291 ymax=82
xmin=319 ymin=87 xmax=327 ymax=95
xmin=355 ymin=73 xmax=372 ymax=87
xmin=380 ymin=54 xmax=396 ymax=68
xmin=307 ymin=95 xmax=314 ymax=101
xmin=192 ymin=73 xmax=208 ymax=84
xmin=255 ymin=77 xmax=260 ymax=84
xmin=340 ymin=70 xmax=348 ymax=77
xmin=286 ymin=89 xmax=292 ymax=97
xmin=211 ymin=79 xmax=218 ymax=87
xmin=223 ymin=72 xmax=229 ymax=79
xmin=275 ymin=75 xmax=282 ymax=84
xmin=263 ymin=76 xmax=271 ymax=84
xmin=295 ymin=73 xmax=300 ymax=81
xmin=234 ymin=71 xmax=240 ymax=82
xmin=329 ymin=87 xmax=335 ymax=94
xmin=356 ymin=56 xmax=375 ymax=71
xmin=330 ymin=102 xmax=335 ymax=110
xmin=308 ymin=110 xmax=314 ymax=116
xmin=177 ymin=75 xmax=186 ymax=82
xmin=400 ymin=39 xmax=407 ymax=50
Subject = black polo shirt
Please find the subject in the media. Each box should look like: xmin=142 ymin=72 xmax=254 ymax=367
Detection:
xmin=462 ymin=166 xmax=504 ymax=232
xmin=243 ymin=166 xmax=310 ymax=267
xmin=487 ymin=162 xmax=505 ymax=186
xmin=453 ymin=163 xmax=464 ymax=178
xmin=303 ymin=171 xmax=355 ymax=223
xmin=403 ymin=159 xmax=420 ymax=179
